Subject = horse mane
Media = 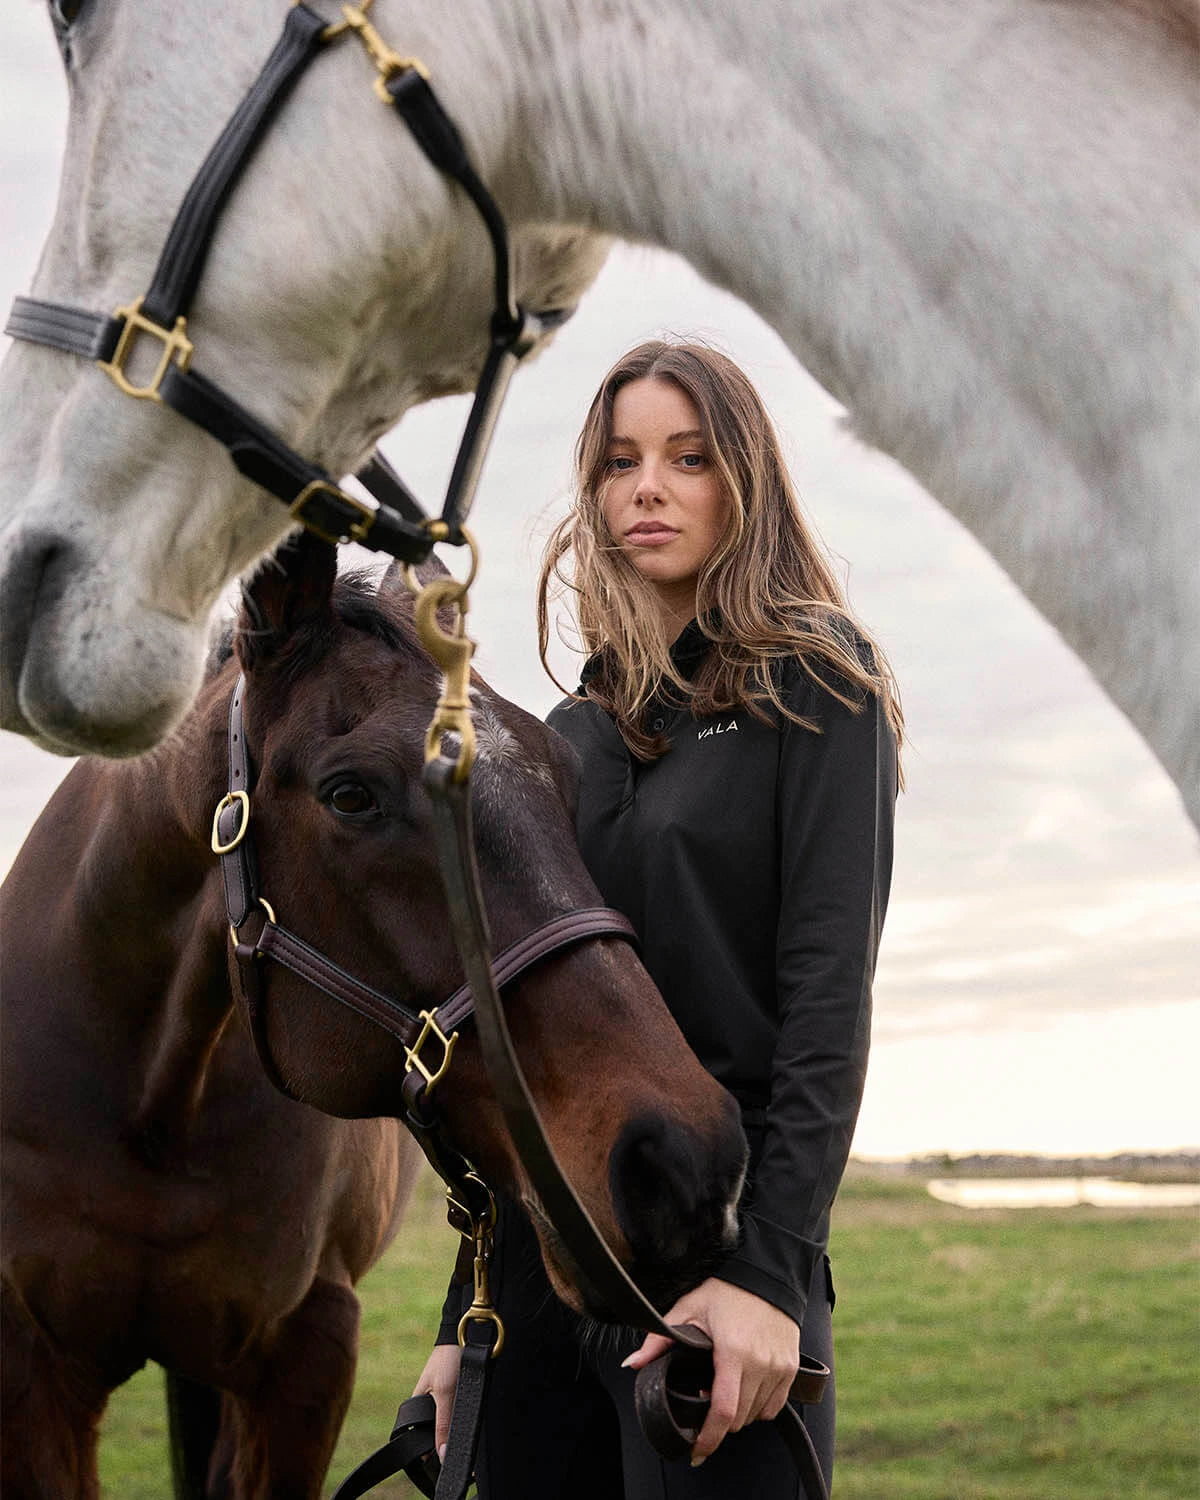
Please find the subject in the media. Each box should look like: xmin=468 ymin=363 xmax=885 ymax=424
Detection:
xmin=203 ymin=570 xmax=420 ymax=681
xmin=325 ymin=571 xmax=419 ymax=657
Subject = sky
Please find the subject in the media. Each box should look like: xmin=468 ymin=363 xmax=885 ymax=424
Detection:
xmin=2 ymin=6 xmax=1197 ymax=1158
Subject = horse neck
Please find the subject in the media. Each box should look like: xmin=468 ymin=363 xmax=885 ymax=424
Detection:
xmin=76 ymin=672 xmax=231 ymax=916
xmin=483 ymin=0 xmax=1200 ymax=811
xmin=69 ymin=670 xmax=238 ymax=1151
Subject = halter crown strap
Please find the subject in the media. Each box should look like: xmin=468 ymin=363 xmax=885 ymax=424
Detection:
xmin=143 ymin=5 xmax=328 ymax=329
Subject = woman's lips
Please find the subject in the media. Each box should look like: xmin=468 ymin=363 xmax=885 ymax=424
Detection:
xmin=624 ymin=524 xmax=679 ymax=546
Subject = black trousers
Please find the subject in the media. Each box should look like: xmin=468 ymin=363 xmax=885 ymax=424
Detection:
xmin=472 ymin=1200 xmax=836 ymax=1500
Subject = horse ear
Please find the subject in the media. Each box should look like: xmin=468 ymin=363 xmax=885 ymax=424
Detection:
xmin=236 ymin=530 xmax=337 ymax=669
xmin=377 ymin=552 xmax=450 ymax=600
xmin=377 ymin=553 xmax=460 ymax=633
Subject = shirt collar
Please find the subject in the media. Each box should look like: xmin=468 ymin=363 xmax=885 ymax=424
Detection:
xmin=578 ymin=616 xmax=714 ymax=691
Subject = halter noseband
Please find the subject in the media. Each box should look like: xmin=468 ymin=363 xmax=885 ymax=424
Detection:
xmin=5 ymin=2 xmax=565 ymax=565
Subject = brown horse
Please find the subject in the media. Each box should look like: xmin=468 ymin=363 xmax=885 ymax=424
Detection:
xmin=0 ymin=533 xmax=746 ymax=1500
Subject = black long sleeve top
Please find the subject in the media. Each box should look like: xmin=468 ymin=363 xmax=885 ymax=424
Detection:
xmin=544 ymin=622 xmax=898 ymax=1326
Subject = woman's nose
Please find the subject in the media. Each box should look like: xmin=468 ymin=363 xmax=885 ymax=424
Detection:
xmin=633 ymin=462 xmax=665 ymax=505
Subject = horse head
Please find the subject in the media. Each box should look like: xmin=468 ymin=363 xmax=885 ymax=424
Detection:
xmin=226 ymin=531 xmax=745 ymax=1314
xmin=0 ymin=1 xmax=607 ymax=758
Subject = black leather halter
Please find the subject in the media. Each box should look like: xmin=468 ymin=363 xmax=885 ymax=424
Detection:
xmin=5 ymin=3 xmax=564 ymax=563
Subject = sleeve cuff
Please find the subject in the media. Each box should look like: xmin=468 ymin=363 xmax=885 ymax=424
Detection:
xmin=714 ymin=1212 xmax=825 ymax=1327
xmin=436 ymin=1277 xmax=469 ymax=1345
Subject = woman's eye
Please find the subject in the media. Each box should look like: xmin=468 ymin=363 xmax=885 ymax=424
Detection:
xmin=679 ymin=452 xmax=705 ymax=469
xmin=326 ymin=781 xmax=379 ymax=818
xmin=606 ymin=455 xmax=635 ymax=472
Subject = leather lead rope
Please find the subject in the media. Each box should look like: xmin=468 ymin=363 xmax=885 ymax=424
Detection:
xmin=423 ymin=757 xmax=712 ymax=1342
xmin=420 ymin=755 xmax=831 ymax=1500
xmin=375 ymin=562 xmax=830 ymax=1499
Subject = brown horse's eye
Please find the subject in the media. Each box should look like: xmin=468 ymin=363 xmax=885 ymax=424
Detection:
xmin=327 ymin=781 xmax=379 ymax=819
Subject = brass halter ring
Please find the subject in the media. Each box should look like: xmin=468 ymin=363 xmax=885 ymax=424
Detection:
xmin=405 ymin=528 xmax=480 ymax=781
xmin=227 ymin=896 xmax=277 ymax=951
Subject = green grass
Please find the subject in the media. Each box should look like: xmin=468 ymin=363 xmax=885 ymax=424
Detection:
xmin=98 ymin=1169 xmax=1199 ymax=1498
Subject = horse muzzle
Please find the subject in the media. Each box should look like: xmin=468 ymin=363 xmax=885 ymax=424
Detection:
xmin=606 ymin=1101 xmax=748 ymax=1314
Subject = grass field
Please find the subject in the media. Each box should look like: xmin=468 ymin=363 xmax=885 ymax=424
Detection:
xmin=98 ymin=1166 xmax=1199 ymax=1498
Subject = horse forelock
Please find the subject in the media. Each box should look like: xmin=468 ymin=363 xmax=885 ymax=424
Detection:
xmin=226 ymin=573 xmax=559 ymax=803
xmin=230 ymin=568 xmax=428 ymax=683
xmin=330 ymin=571 xmax=424 ymax=660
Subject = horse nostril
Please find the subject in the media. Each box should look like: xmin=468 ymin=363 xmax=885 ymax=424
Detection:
xmin=0 ymin=529 xmax=68 ymax=734
xmin=609 ymin=1112 xmax=742 ymax=1270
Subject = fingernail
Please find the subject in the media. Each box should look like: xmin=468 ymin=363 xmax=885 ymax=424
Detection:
xmin=438 ymin=1444 xmax=447 ymax=1463
xmin=620 ymin=1354 xmax=635 ymax=1368
xmin=690 ymin=1454 xmax=707 ymax=1468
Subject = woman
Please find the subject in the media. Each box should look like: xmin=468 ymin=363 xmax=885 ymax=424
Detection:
xmin=417 ymin=341 xmax=901 ymax=1497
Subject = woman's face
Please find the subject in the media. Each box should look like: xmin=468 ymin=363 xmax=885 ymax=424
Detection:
xmin=601 ymin=378 xmax=729 ymax=626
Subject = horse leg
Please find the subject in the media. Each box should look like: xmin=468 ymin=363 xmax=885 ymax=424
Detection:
xmin=1 ymin=1281 xmax=110 ymax=1500
xmin=217 ymin=1276 xmax=362 ymax=1500
xmin=166 ymin=1370 xmax=224 ymax=1500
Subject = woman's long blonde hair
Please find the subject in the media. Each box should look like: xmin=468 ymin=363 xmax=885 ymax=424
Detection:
xmin=537 ymin=341 xmax=904 ymax=766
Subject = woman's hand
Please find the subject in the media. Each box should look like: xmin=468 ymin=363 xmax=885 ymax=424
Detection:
xmin=622 ymin=1278 xmax=800 ymax=1465
xmin=412 ymin=1342 xmax=462 ymax=1462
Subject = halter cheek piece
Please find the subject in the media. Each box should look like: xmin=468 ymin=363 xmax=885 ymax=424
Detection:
xmin=5 ymin=2 xmax=565 ymax=561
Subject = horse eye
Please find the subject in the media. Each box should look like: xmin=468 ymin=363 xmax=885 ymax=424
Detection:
xmin=50 ymin=0 xmax=85 ymax=26
xmin=327 ymin=781 xmax=379 ymax=819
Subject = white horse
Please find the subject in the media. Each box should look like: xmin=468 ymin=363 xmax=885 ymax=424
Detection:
xmin=1 ymin=0 xmax=1197 ymax=824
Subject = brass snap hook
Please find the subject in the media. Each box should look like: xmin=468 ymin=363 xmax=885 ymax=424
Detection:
xmin=457 ymin=1213 xmax=505 ymax=1357
xmin=405 ymin=528 xmax=480 ymax=781
xmin=337 ymin=3 xmax=431 ymax=98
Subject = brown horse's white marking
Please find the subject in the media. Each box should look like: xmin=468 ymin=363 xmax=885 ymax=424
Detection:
xmin=0 ymin=0 xmax=1195 ymax=824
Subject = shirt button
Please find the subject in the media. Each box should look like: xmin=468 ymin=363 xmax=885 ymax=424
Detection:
xmin=652 ymin=718 xmax=665 ymax=731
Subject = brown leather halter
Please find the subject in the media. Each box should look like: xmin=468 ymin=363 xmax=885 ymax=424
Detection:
xmin=212 ymin=672 xmax=638 ymax=1105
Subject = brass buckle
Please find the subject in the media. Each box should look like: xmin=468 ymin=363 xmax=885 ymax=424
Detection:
xmin=404 ymin=1008 xmax=458 ymax=1093
xmin=294 ymin=0 xmax=373 ymax=44
xmin=210 ymin=790 xmax=251 ymax=854
xmin=290 ymin=480 xmax=378 ymax=545
xmin=457 ymin=1302 xmax=505 ymax=1357
xmin=99 ymin=297 xmax=194 ymax=402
